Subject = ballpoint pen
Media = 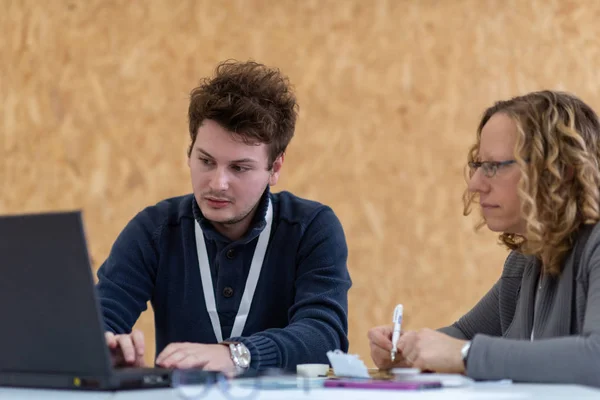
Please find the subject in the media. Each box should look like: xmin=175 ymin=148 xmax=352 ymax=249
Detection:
xmin=390 ymin=304 xmax=403 ymax=363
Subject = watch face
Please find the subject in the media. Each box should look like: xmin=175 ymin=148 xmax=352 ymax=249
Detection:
xmin=237 ymin=345 xmax=250 ymax=368
xmin=232 ymin=344 xmax=251 ymax=368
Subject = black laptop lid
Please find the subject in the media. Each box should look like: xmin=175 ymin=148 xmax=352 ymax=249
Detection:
xmin=0 ymin=211 xmax=112 ymax=377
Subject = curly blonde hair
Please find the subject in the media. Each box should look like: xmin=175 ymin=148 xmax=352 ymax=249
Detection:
xmin=464 ymin=90 xmax=600 ymax=276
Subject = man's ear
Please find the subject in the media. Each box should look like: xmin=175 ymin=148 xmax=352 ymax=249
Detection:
xmin=269 ymin=154 xmax=284 ymax=186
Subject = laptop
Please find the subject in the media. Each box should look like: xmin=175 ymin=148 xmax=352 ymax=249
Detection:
xmin=0 ymin=210 xmax=173 ymax=390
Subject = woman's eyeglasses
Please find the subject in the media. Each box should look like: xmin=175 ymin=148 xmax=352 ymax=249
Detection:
xmin=468 ymin=160 xmax=516 ymax=178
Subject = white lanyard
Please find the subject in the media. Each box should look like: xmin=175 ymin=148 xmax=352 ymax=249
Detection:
xmin=194 ymin=200 xmax=273 ymax=343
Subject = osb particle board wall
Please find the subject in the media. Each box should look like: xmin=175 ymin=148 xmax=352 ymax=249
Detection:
xmin=3 ymin=0 xmax=600 ymax=366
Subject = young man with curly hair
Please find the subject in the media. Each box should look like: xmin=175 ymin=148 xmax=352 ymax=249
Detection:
xmin=97 ymin=60 xmax=351 ymax=374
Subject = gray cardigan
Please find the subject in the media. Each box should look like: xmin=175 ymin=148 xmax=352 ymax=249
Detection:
xmin=439 ymin=223 xmax=600 ymax=387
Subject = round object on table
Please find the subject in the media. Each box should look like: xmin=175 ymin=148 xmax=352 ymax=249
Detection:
xmin=296 ymin=363 xmax=330 ymax=378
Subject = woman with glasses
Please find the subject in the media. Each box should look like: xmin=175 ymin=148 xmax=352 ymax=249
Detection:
xmin=368 ymin=90 xmax=600 ymax=387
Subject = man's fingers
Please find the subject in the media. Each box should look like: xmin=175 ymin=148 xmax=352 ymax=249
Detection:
xmin=156 ymin=343 xmax=184 ymax=365
xmin=157 ymin=350 xmax=189 ymax=368
xmin=131 ymin=329 xmax=145 ymax=357
xmin=116 ymin=335 xmax=136 ymax=364
xmin=105 ymin=332 xmax=117 ymax=349
xmin=133 ymin=354 xmax=146 ymax=368
xmin=155 ymin=348 xmax=169 ymax=365
xmin=173 ymin=354 xmax=207 ymax=370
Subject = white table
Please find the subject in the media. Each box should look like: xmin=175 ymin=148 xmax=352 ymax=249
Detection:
xmin=1 ymin=383 xmax=599 ymax=400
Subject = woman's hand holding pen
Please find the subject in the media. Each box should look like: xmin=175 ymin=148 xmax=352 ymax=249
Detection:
xmin=367 ymin=325 xmax=411 ymax=369
xmin=368 ymin=325 xmax=467 ymax=373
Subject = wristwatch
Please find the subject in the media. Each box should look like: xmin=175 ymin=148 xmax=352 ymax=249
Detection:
xmin=221 ymin=341 xmax=251 ymax=371
xmin=461 ymin=341 xmax=472 ymax=368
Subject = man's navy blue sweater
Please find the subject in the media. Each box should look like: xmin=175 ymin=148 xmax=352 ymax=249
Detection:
xmin=96 ymin=189 xmax=351 ymax=371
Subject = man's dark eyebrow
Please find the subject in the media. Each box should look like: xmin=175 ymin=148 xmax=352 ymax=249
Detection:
xmin=230 ymin=158 xmax=258 ymax=164
xmin=196 ymin=148 xmax=214 ymax=159
xmin=196 ymin=148 xmax=258 ymax=164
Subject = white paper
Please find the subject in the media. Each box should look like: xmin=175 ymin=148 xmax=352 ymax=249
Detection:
xmin=326 ymin=350 xmax=370 ymax=379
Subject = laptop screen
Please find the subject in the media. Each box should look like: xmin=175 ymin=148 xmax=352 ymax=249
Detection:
xmin=0 ymin=211 xmax=112 ymax=377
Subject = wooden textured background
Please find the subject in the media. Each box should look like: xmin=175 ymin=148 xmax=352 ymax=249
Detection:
xmin=3 ymin=0 xmax=600 ymax=367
